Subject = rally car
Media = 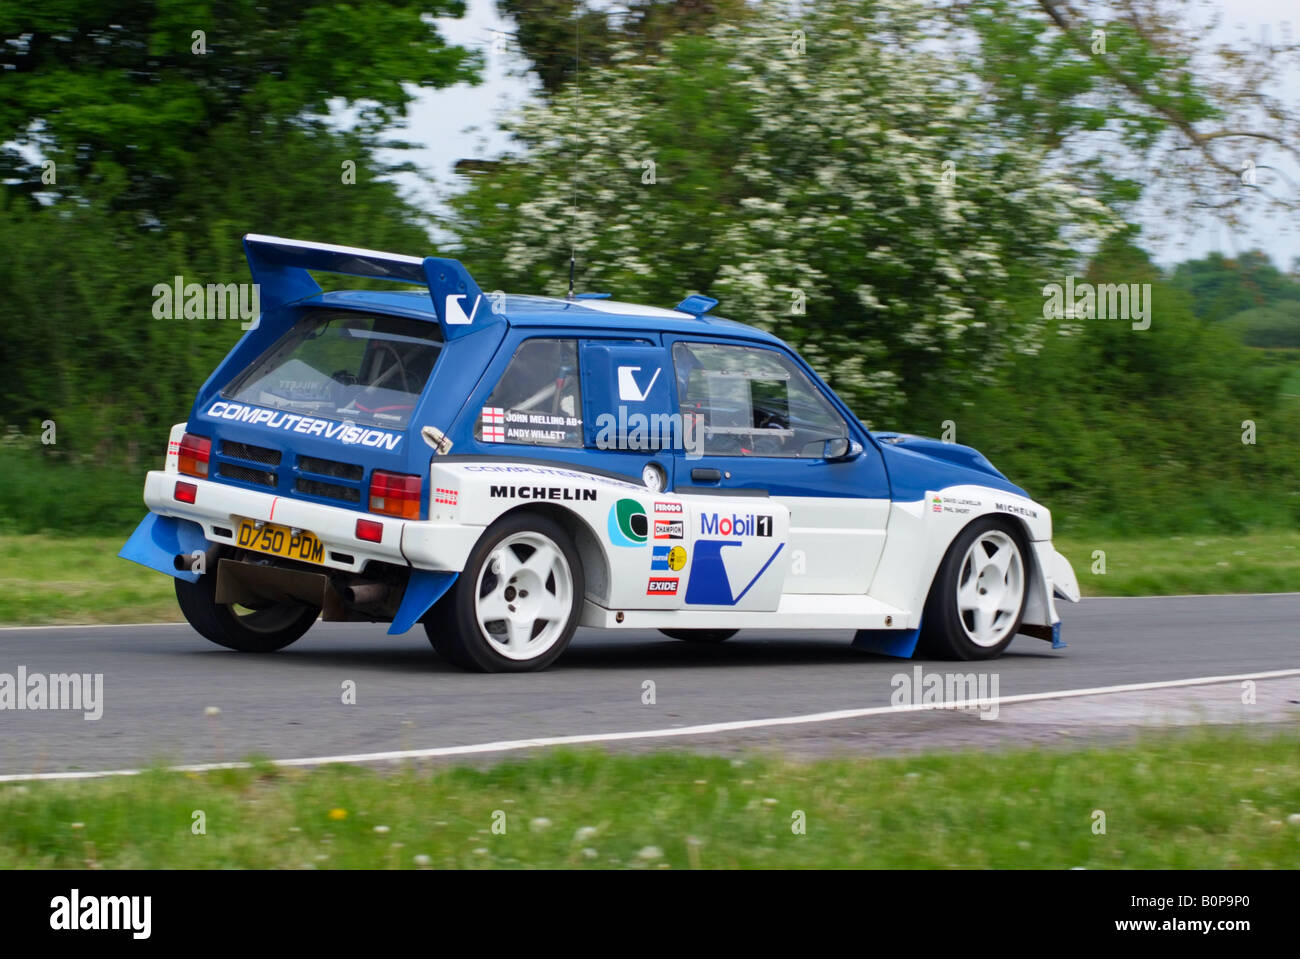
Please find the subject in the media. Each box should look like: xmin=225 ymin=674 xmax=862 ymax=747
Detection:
xmin=121 ymin=235 xmax=1081 ymax=672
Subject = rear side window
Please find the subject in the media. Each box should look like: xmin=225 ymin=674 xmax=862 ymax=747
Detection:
xmin=478 ymin=338 xmax=583 ymax=447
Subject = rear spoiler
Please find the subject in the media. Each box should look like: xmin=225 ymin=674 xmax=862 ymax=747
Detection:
xmin=242 ymin=234 xmax=496 ymax=340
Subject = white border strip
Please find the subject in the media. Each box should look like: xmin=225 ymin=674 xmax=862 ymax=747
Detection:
xmin=2 ymin=668 xmax=1298 ymax=784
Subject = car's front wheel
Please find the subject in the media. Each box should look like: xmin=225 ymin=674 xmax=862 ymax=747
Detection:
xmin=919 ymin=518 xmax=1028 ymax=660
xmin=426 ymin=512 xmax=583 ymax=672
xmin=174 ymin=569 xmax=319 ymax=653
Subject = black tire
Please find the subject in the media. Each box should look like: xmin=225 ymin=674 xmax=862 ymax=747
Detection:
xmin=659 ymin=629 xmax=737 ymax=644
xmin=918 ymin=517 xmax=1029 ymax=661
xmin=425 ymin=512 xmax=584 ymax=672
xmin=174 ymin=569 xmax=319 ymax=653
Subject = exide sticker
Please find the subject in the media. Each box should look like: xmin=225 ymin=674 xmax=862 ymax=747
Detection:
xmin=646 ymin=577 xmax=679 ymax=595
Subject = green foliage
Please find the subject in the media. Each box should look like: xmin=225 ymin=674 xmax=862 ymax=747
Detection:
xmin=0 ymin=2 xmax=480 ymax=464
xmin=1221 ymin=303 xmax=1300 ymax=349
xmin=0 ymin=1 xmax=480 ymax=217
xmin=1171 ymin=251 xmax=1300 ymax=324
xmin=938 ymin=242 xmax=1300 ymax=535
xmin=498 ymin=0 xmax=753 ymax=96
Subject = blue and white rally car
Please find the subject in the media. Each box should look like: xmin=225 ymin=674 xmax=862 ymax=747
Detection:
xmin=121 ymin=235 xmax=1080 ymax=671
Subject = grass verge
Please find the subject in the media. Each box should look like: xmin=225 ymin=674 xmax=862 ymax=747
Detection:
xmin=1054 ymin=529 xmax=1300 ymax=597
xmin=2 ymin=731 xmax=1298 ymax=868
xmin=0 ymin=535 xmax=178 ymax=626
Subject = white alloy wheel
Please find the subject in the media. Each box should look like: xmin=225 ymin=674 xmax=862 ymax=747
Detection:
xmin=954 ymin=529 xmax=1026 ymax=648
xmin=474 ymin=531 xmax=575 ymax=661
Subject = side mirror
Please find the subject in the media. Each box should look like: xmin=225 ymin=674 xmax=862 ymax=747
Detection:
xmin=823 ymin=437 xmax=862 ymax=461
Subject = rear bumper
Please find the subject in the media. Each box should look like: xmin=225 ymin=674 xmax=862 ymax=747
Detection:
xmin=141 ymin=470 xmax=482 ymax=574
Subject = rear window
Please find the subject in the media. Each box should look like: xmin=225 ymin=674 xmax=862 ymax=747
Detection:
xmin=224 ymin=310 xmax=443 ymax=429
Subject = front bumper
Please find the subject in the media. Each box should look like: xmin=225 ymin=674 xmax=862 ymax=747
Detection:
xmin=140 ymin=470 xmax=482 ymax=575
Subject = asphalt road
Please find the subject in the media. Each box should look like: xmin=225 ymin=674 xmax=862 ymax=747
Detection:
xmin=1 ymin=593 xmax=1297 ymax=776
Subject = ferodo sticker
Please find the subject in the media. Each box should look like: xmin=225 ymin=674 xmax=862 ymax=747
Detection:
xmin=654 ymin=501 xmax=683 ymax=514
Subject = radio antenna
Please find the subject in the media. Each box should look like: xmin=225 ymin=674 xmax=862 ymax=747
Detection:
xmin=567 ymin=4 xmax=580 ymax=301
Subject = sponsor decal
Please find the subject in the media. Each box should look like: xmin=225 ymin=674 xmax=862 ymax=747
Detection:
xmin=932 ymin=494 xmax=979 ymax=516
xmin=700 ymin=512 xmax=773 ymax=537
xmin=654 ymin=501 xmax=683 ymax=514
xmin=995 ymin=502 xmax=1038 ymax=519
xmin=608 ymin=498 xmax=648 ymax=547
xmin=490 ymin=485 xmax=597 ymax=502
xmin=463 ymin=463 xmax=643 ymax=490
xmin=205 ymin=401 xmax=401 ymax=450
xmin=651 ymin=545 xmax=688 ymax=571
xmin=434 ymin=487 xmax=458 ymax=506
xmin=685 ymin=540 xmax=784 ymax=606
xmin=646 ymin=577 xmax=679 ymax=595
xmin=481 ymin=406 xmax=504 ymax=443
xmin=617 ymin=365 xmax=662 ymax=402
xmin=445 ymin=292 xmax=481 ymax=326
xmin=482 ymin=407 xmax=583 ymax=445
xmin=653 ymin=519 xmax=684 ymax=540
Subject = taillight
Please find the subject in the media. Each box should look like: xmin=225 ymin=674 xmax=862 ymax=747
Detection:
xmin=368 ymin=470 xmax=421 ymax=519
xmin=355 ymin=519 xmax=384 ymax=543
xmin=178 ymin=433 xmax=211 ymax=478
xmin=174 ymin=480 xmax=197 ymax=504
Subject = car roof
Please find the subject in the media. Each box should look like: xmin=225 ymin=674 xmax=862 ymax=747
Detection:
xmin=308 ymin=289 xmax=784 ymax=346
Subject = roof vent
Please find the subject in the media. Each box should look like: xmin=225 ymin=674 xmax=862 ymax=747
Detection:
xmin=675 ymin=294 xmax=718 ymax=316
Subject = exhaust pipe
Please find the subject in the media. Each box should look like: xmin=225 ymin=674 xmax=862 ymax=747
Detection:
xmin=343 ymin=583 xmax=386 ymax=605
xmin=174 ymin=546 xmax=219 ymax=572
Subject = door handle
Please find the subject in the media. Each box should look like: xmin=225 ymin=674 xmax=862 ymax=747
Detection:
xmin=691 ymin=468 xmax=722 ymax=482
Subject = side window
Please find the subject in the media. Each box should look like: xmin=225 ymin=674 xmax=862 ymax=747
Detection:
xmin=672 ymin=341 xmax=847 ymax=458
xmin=477 ymin=338 xmax=583 ymax=447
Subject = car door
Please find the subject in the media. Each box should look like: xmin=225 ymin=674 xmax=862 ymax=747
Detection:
xmin=666 ymin=337 xmax=891 ymax=595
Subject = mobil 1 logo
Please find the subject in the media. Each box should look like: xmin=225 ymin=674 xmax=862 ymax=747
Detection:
xmin=700 ymin=512 xmax=773 ymax=537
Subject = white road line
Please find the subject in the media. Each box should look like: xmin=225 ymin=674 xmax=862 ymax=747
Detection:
xmin=2 ymin=667 xmax=1298 ymax=784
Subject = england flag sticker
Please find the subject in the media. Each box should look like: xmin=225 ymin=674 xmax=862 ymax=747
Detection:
xmin=481 ymin=406 xmax=505 ymax=443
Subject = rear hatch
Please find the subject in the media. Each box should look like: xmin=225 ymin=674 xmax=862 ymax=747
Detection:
xmin=192 ymin=307 xmax=443 ymax=514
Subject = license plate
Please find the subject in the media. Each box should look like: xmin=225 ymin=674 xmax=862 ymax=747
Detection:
xmin=235 ymin=519 xmax=325 ymax=565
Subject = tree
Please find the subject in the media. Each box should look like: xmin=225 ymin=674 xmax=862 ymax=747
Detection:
xmin=1 ymin=1 xmax=479 ymax=225
xmin=497 ymin=0 xmax=753 ymax=96
xmin=0 ymin=1 xmax=481 ymax=457
xmin=449 ymin=0 xmax=1118 ymax=422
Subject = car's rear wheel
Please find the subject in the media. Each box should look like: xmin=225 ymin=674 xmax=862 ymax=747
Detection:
xmin=426 ymin=513 xmax=583 ymax=672
xmin=919 ymin=518 xmax=1027 ymax=660
xmin=659 ymin=629 xmax=737 ymax=644
xmin=174 ymin=568 xmax=319 ymax=653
